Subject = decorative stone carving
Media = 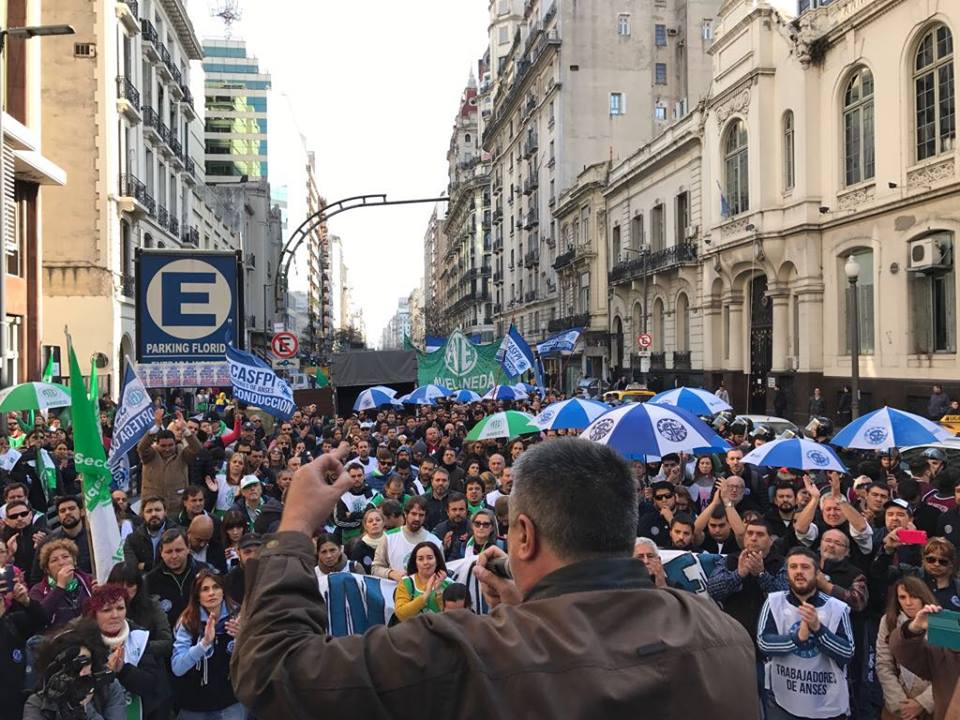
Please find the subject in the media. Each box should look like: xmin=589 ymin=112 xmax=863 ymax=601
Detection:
xmin=837 ymin=184 xmax=875 ymax=210
xmin=720 ymin=217 xmax=749 ymax=237
xmin=715 ymin=88 xmax=751 ymax=128
xmin=907 ymin=156 xmax=956 ymax=189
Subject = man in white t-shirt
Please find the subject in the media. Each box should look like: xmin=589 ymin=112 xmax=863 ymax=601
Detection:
xmin=370 ymin=495 xmax=442 ymax=582
xmin=486 ymin=466 xmax=513 ymax=507
xmin=758 ymin=546 xmax=854 ymax=719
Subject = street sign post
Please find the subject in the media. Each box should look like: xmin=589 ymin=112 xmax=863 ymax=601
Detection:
xmin=135 ymin=249 xmax=244 ymax=363
xmin=271 ymin=357 xmax=300 ymax=370
xmin=271 ymin=332 xmax=299 ymax=359
xmin=637 ymin=333 xmax=653 ymax=350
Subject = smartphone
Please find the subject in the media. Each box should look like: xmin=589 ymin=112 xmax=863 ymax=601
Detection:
xmin=0 ymin=564 xmax=15 ymax=593
xmin=898 ymin=529 xmax=928 ymax=545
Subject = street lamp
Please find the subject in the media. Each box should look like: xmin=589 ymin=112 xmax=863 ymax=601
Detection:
xmin=844 ymin=253 xmax=861 ymax=419
xmin=0 ymin=23 xmax=74 ymax=388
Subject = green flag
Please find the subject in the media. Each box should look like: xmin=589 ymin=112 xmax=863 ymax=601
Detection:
xmin=415 ymin=329 xmax=515 ymax=393
xmin=41 ymin=352 xmax=55 ymax=383
xmin=68 ymin=338 xmax=123 ymax=582
xmin=314 ymin=368 xmax=329 ymax=388
xmin=36 ymin=447 xmax=58 ymax=495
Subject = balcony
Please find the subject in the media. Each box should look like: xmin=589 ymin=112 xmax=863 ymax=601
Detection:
xmin=524 ymin=290 xmax=537 ymax=303
xmin=141 ymin=19 xmax=160 ymax=61
xmin=142 ymin=107 xmax=161 ymax=144
xmin=118 ymin=173 xmax=150 ymax=216
xmin=169 ymin=66 xmax=183 ymax=98
xmin=182 ymin=157 xmax=197 ymax=186
xmin=548 ymin=312 xmax=590 ymax=332
xmin=525 ymin=208 xmax=539 ymax=229
xmin=524 ymin=134 xmax=539 ymax=158
xmin=607 ymin=242 xmax=699 ymax=285
xmin=182 ymin=225 xmax=200 ymax=247
xmin=482 ymin=212 xmax=491 ymax=230
xmin=523 ymin=175 xmax=539 ymax=195
xmin=524 ymin=249 xmax=539 ymax=266
xmin=157 ymin=121 xmax=171 ymax=153
xmin=157 ymin=45 xmax=173 ymax=81
xmin=553 ymin=248 xmax=575 ymax=270
xmin=673 ymin=351 xmax=692 ymax=370
xmin=157 ymin=205 xmax=168 ymax=228
xmin=493 ymin=302 xmax=502 ymax=315
xmin=169 ymin=137 xmax=184 ymax=168
xmin=180 ymin=86 xmax=197 ymax=120
xmin=117 ymin=1 xmax=141 ymax=34
xmin=493 ymin=237 xmax=503 ymax=253
xmin=493 ymin=207 xmax=503 ymax=223
xmin=168 ymin=215 xmax=179 ymax=238
xmin=493 ymin=270 xmax=502 ymax=284
xmin=116 ymin=76 xmax=141 ymax=122
xmin=649 ymin=352 xmax=666 ymax=370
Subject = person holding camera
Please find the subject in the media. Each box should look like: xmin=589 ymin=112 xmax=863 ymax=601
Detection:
xmin=231 ymin=438 xmax=757 ymax=717
xmin=171 ymin=570 xmax=243 ymax=720
xmin=23 ymin=622 xmax=125 ymax=720
xmin=0 ymin=562 xmax=46 ymax=720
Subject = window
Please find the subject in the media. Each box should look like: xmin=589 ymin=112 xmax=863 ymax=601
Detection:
xmin=676 ymin=293 xmax=690 ymax=351
xmin=914 ymin=24 xmax=955 ymax=161
xmin=675 ymin=191 xmax=689 ymax=245
xmin=612 ymin=225 xmax=622 ymax=263
xmin=618 ymin=14 xmax=631 ymax=36
xmin=911 ymin=233 xmax=956 ymax=353
xmin=579 ymin=273 xmax=590 ymax=314
xmin=655 ymin=63 xmax=667 ymax=85
xmin=723 ymin=119 xmax=749 ymax=215
xmin=498 ymin=0 xmax=510 ymax=15
xmin=655 ymin=104 xmax=667 ymax=121
xmin=651 ymin=204 xmax=665 ymax=251
xmin=702 ymin=19 xmax=714 ymax=41
xmin=580 ymin=207 xmax=590 ymax=245
xmin=5 ymin=316 xmax=19 ymax=386
xmin=843 ymin=68 xmax=875 ymax=186
xmin=610 ymin=92 xmax=624 ymax=115
xmin=498 ymin=26 xmax=509 ymax=44
xmin=839 ymin=249 xmax=875 ymax=355
xmin=632 ymin=214 xmax=645 ymax=249
xmin=783 ymin=110 xmax=796 ymax=191
xmin=655 ymin=24 xmax=667 ymax=46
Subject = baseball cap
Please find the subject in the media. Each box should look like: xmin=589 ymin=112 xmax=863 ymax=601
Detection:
xmin=884 ymin=498 xmax=913 ymax=515
xmin=238 ymin=532 xmax=263 ymax=550
xmin=239 ymin=474 xmax=261 ymax=490
xmin=242 ymin=422 xmax=256 ymax=431
xmin=853 ymin=475 xmax=873 ymax=489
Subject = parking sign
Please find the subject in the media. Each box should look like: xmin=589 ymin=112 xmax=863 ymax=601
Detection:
xmin=135 ymin=249 xmax=244 ymax=363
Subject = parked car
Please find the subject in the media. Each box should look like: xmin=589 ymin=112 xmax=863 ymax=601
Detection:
xmin=736 ymin=414 xmax=799 ymax=437
xmin=603 ymin=384 xmax=655 ymax=405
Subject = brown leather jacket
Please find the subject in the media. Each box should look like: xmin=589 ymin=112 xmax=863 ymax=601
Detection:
xmin=137 ymin=430 xmax=201 ymax=511
xmin=232 ymin=532 xmax=759 ymax=719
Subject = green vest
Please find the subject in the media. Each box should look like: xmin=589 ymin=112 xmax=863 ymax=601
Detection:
xmin=403 ymin=575 xmax=453 ymax=615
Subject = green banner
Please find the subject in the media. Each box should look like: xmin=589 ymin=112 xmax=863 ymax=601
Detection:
xmin=416 ymin=329 xmax=514 ymax=393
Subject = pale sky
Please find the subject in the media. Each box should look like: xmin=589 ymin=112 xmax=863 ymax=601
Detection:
xmin=189 ymin=1 xmax=490 ymax=346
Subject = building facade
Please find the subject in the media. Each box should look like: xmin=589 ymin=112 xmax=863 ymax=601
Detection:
xmin=440 ymin=73 xmax=495 ymax=342
xmin=483 ymin=0 xmax=722 ymax=372
xmin=700 ymin=0 xmax=959 ymax=419
xmin=422 ymin=205 xmax=443 ymax=337
xmin=380 ymin=297 xmax=411 ymax=350
xmin=202 ymin=39 xmax=270 ymax=183
xmin=605 ymin=109 xmax=704 ymax=390
xmin=41 ymin=0 xmax=204 ymax=393
xmin=1 ymin=0 xmax=68 ymax=385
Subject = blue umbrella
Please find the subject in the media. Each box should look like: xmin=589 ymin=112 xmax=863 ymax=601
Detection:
xmin=483 ymin=384 xmax=529 ymax=401
xmin=513 ymin=382 xmax=539 ymax=394
xmin=649 ymin=386 xmax=732 ymax=415
xmin=533 ymin=398 xmax=610 ymax=430
xmin=831 ymin=407 xmax=954 ymax=450
xmin=742 ymin=438 xmax=847 ymax=472
xmin=579 ymin=403 xmax=727 ymax=460
xmin=451 ymin=389 xmax=483 ymax=403
xmin=402 ymin=384 xmax=453 ymax=406
xmin=354 ymin=387 xmax=399 ymax=412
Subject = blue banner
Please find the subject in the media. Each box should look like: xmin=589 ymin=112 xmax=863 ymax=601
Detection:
xmin=108 ymin=359 xmax=155 ymax=472
xmin=136 ymin=250 xmax=242 ymax=363
xmin=226 ymin=344 xmax=295 ymax=420
xmin=536 ymin=328 xmax=583 ymax=356
xmin=497 ymin=324 xmax=535 ymax=377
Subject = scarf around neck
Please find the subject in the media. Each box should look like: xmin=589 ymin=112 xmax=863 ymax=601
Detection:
xmin=362 ymin=533 xmax=386 ymax=551
xmin=102 ymin=621 xmax=130 ymax=649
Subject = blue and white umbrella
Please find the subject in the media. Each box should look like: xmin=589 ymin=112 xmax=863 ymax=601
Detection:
xmin=483 ymin=384 xmax=529 ymax=401
xmin=579 ymin=403 xmax=727 ymax=460
xmin=649 ymin=386 xmax=732 ymax=415
xmin=451 ymin=389 xmax=483 ymax=404
xmin=742 ymin=438 xmax=848 ymax=473
xmin=354 ymin=386 xmax=400 ymax=412
xmin=401 ymin=384 xmax=453 ymax=406
xmin=513 ymin=382 xmax=539 ymax=395
xmin=830 ymin=407 xmax=954 ymax=450
xmin=533 ymin=398 xmax=610 ymax=430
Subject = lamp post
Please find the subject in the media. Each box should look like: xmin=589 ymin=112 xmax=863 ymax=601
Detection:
xmin=844 ymin=253 xmax=861 ymax=419
xmin=0 ymin=23 xmax=74 ymax=388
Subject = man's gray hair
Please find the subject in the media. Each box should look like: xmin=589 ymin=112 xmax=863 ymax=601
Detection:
xmin=510 ymin=437 xmax=637 ymax=561
xmin=634 ymin=537 xmax=658 ymax=553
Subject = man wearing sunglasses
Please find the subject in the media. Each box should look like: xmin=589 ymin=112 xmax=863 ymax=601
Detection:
xmin=2 ymin=499 xmax=39 ymax=571
xmin=637 ymin=480 xmax=677 ymax=548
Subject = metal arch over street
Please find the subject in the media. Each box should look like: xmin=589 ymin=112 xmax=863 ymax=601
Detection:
xmin=274 ymin=194 xmax=448 ymax=314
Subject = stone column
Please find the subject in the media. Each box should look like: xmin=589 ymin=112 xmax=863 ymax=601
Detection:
xmin=724 ymin=291 xmax=744 ymax=373
xmin=769 ymin=284 xmax=791 ymax=372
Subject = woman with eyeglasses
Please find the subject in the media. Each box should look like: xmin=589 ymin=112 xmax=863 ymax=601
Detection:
xmin=875 ymin=576 xmax=935 ymax=720
xmin=462 ymin=509 xmax=504 ymax=561
xmin=919 ymin=538 xmax=960 ymax=608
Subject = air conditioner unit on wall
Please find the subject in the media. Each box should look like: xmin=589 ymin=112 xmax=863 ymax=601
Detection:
xmin=908 ymin=234 xmax=951 ymax=273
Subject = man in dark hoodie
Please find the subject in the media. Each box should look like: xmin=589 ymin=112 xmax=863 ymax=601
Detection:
xmin=333 ymin=462 xmax=377 ymax=544
xmin=123 ymin=496 xmax=178 ymax=572
xmin=144 ymin=528 xmax=210 ymax=627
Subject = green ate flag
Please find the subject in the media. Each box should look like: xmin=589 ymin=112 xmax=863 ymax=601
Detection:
xmin=415 ymin=329 xmax=514 ymax=394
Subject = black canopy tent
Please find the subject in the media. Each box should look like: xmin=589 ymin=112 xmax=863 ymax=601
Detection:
xmin=331 ymin=350 xmax=418 ymax=416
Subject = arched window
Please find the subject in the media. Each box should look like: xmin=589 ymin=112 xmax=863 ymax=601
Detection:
xmin=843 ymin=68 xmax=875 ymax=186
xmin=782 ymin=111 xmax=795 ymax=191
xmin=914 ymin=24 xmax=955 ymax=161
xmin=723 ymin=119 xmax=749 ymax=215
xmin=676 ymin=293 xmax=690 ymax=352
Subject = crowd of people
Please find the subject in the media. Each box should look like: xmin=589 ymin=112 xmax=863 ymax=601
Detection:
xmin=0 ymin=386 xmax=959 ymax=718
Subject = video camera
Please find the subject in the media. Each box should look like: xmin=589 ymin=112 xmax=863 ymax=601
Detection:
xmin=40 ymin=647 xmax=114 ymax=720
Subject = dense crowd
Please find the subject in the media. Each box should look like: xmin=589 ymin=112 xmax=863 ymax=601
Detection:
xmin=1 ymin=386 xmax=959 ymax=719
